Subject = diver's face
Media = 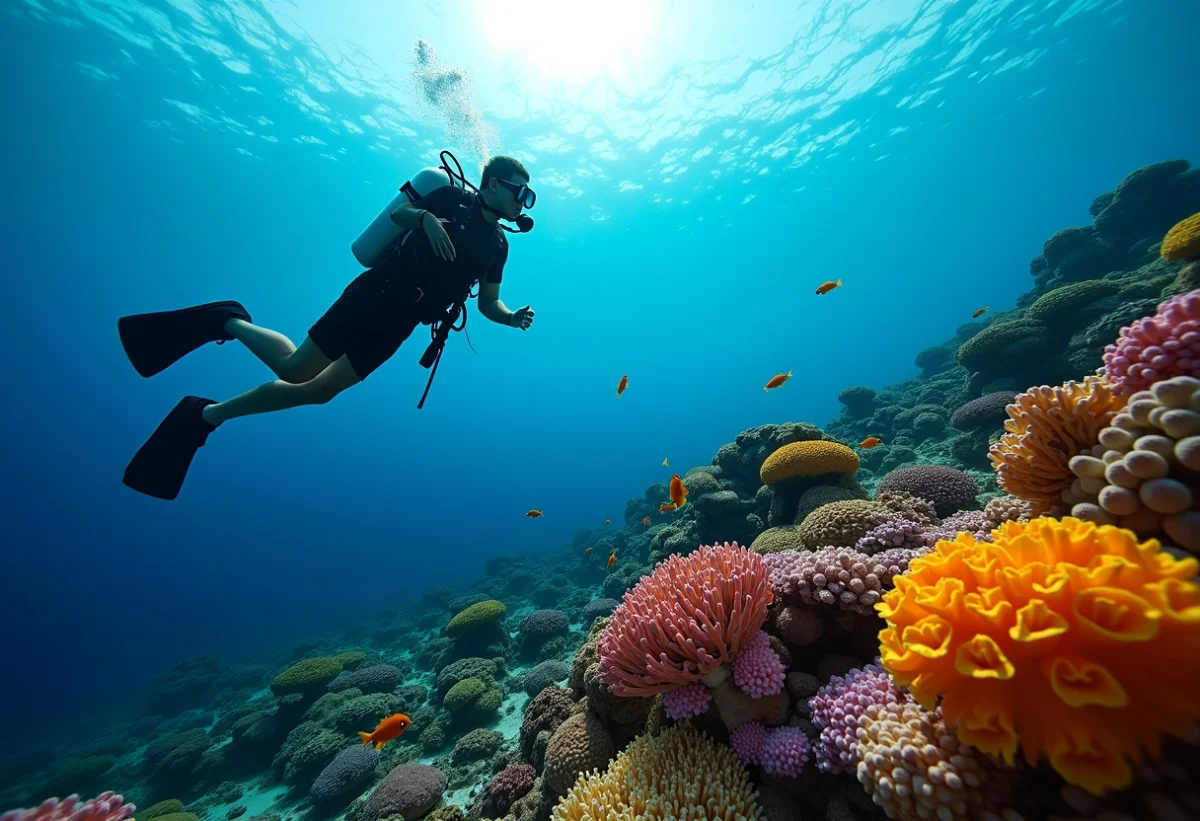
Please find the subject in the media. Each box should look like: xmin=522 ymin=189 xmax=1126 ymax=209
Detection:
xmin=492 ymin=173 xmax=531 ymax=219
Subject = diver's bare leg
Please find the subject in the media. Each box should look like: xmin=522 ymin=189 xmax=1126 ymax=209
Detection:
xmin=201 ymin=356 xmax=361 ymax=426
xmin=224 ymin=318 xmax=332 ymax=384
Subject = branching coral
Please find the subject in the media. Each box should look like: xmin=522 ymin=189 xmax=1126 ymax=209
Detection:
xmin=1102 ymin=290 xmax=1200 ymax=396
xmin=988 ymin=376 xmax=1125 ymax=514
xmin=1066 ymin=375 xmax=1200 ymax=552
xmin=597 ymin=542 xmax=772 ymax=696
xmin=877 ymin=517 xmax=1200 ymax=795
xmin=1 ymin=794 xmax=135 ymax=821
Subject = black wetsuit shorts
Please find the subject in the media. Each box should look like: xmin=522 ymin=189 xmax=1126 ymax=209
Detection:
xmin=308 ymin=260 xmax=425 ymax=380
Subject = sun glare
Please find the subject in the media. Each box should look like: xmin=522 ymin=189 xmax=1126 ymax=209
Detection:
xmin=476 ymin=0 xmax=660 ymax=85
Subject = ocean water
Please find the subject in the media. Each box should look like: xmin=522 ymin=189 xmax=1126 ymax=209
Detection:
xmin=0 ymin=0 xmax=1196 ymax=788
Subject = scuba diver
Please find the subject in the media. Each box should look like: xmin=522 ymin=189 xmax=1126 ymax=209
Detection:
xmin=118 ymin=152 xmax=537 ymax=500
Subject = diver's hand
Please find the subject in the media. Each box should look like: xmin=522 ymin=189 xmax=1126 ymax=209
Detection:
xmin=422 ymin=211 xmax=456 ymax=262
xmin=510 ymin=305 xmax=535 ymax=331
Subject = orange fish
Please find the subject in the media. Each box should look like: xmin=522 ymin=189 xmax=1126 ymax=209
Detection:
xmin=357 ymin=713 xmax=411 ymax=750
xmin=662 ymin=458 xmax=669 ymax=467
xmin=972 ymin=306 xmax=989 ymax=318
xmin=526 ymin=509 xmax=543 ymax=518
xmin=604 ymin=518 xmax=612 ymax=526
xmin=607 ymin=552 xmax=616 ymax=568
xmin=815 ymin=278 xmax=842 ymax=295
xmin=658 ymin=502 xmax=677 ymax=513
xmin=584 ymin=546 xmax=592 ymax=554
xmin=642 ymin=516 xmax=651 ymax=527
xmin=764 ymin=370 xmax=792 ymax=391
xmin=669 ymin=474 xmax=689 ymax=509
xmin=859 ymin=436 xmax=882 ymax=449
xmin=617 ymin=374 xmax=629 ymax=397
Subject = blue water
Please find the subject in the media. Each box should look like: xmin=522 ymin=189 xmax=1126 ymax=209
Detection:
xmin=0 ymin=0 xmax=1194 ymax=747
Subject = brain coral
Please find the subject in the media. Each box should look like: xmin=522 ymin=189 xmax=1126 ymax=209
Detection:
xmin=1102 ymin=290 xmax=1200 ymax=396
xmin=988 ymin=376 xmax=1125 ymax=514
xmin=524 ymin=660 xmax=570 ymax=697
xmin=955 ymin=318 xmax=1048 ymax=369
xmin=1025 ymin=280 xmax=1121 ymax=322
xmin=793 ymin=484 xmax=868 ymax=525
xmin=543 ymin=711 xmax=615 ymax=794
xmin=435 ymin=657 xmax=496 ymax=697
xmin=876 ymin=465 xmax=978 ymax=518
xmin=950 ymin=391 xmax=1017 ymax=431
xmin=1161 ymin=212 xmax=1200 ymax=260
xmin=309 ymin=744 xmax=378 ymax=801
xmin=877 ymin=517 xmax=1200 ymax=795
xmin=549 ymin=724 xmax=762 ymax=821
xmin=759 ymin=441 xmax=859 ymax=485
xmin=270 ymin=657 xmax=344 ymax=695
xmin=360 ymin=763 xmax=446 ymax=821
xmin=519 ymin=609 xmax=569 ymax=638
xmin=597 ymin=542 xmax=772 ymax=696
xmin=748 ymin=524 xmax=805 ymax=554
xmin=328 ymin=664 xmax=402 ymax=695
xmin=797 ymin=499 xmax=890 ymax=547
xmin=446 ymin=600 xmax=506 ymax=637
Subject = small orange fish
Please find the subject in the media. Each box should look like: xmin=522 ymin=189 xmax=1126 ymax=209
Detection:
xmin=859 ymin=436 xmax=882 ymax=449
xmin=658 ymin=502 xmax=677 ymax=513
xmin=972 ymin=306 xmax=989 ymax=318
xmin=607 ymin=552 xmax=616 ymax=568
xmin=669 ymin=474 xmax=689 ymax=509
xmin=764 ymin=370 xmax=792 ymax=391
xmin=357 ymin=713 xmax=411 ymax=750
xmin=526 ymin=509 xmax=543 ymax=518
xmin=604 ymin=518 xmax=612 ymax=526
xmin=815 ymin=278 xmax=842 ymax=295
xmin=617 ymin=374 xmax=629 ymax=397
xmin=662 ymin=458 xmax=669 ymax=467
xmin=584 ymin=546 xmax=592 ymax=554
xmin=642 ymin=516 xmax=651 ymax=527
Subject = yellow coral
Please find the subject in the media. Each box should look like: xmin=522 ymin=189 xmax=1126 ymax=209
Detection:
xmin=988 ymin=376 xmax=1125 ymax=514
xmin=759 ymin=440 xmax=859 ymax=485
xmin=1161 ymin=212 xmax=1200 ymax=261
xmin=550 ymin=724 xmax=763 ymax=821
xmin=876 ymin=517 xmax=1200 ymax=795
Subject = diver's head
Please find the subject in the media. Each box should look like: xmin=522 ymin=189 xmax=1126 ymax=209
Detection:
xmin=480 ymin=155 xmax=534 ymax=221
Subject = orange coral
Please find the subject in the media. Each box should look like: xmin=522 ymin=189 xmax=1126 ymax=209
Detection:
xmin=877 ymin=517 xmax=1200 ymax=795
xmin=988 ymin=376 xmax=1125 ymax=514
xmin=1161 ymin=212 xmax=1200 ymax=261
xmin=759 ymin=441 xmax=859 ymax=485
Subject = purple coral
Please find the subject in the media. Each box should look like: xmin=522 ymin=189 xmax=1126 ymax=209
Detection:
xmin=808 ymin=664 xmax=902 ymax=775
xmin=729 ymin=721 xmax=768 ymax=767
xmin=662 ymin=681 xmax=712 ymax=720
xmin=876 ymin=465 xmax=979 ymax=517
xmin=761 ymin=548 xmax=888 ymax=614
xmin=360 ymin=763 xmax=446 ymax=821
xmin=732 ymin=631 xmax=786 ymax=698
xmin=486 ymin=763 xmax=536 ymax=815
xmin=310 ymin=744 xmax=380 ymax=801
xmin=871 ymin=547 xmax=925 ymax=583
xmin=855 ymin=515 xmax=925 ymax=554
xmin=759 ymin=727 xmax=810 ymax=777
xmin=518 ymin=609 xmax=569 ymax=638
xmin=328 ymin=664 xmax=403 ymax=694
xmin=922 ymin=509 xmax=993 ymax=546
xmin=950 ymin=391 xmax=1017 ymax=431
xmin=1103 ymin=290 xmax=1200 ymax=396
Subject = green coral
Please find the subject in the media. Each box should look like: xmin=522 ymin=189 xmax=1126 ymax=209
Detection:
xmin=148 ymin=814 xmax=199 ymax=821
xmin=1024 ymin=279 xmax=1120 ymax=321
xmin=443 ymin=677 xmax=488 ymax=712
xmin=137 ymin=800 xmax=184 ymax=821
xmin=954 ymin=318 xmax=1048 ymax=369
xmin=445 ymin=600 xmax=506 ymax=637
xmin=270 ymin=656 xmax=344 ymax=695
xmin=749 ymin=525 xmax=805 ymax=554
xmin=331 ymin=651 xmax=366 ymax=669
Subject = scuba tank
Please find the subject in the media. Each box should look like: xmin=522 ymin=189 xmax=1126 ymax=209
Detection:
xmin=351 ymin=165 xmax=454 ymax=269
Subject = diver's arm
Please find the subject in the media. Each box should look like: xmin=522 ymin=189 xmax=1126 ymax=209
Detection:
xmin=389 ymin=202 xmax=432 ymax=229
xmin=477 ymin=282 xmax=517 ymax=326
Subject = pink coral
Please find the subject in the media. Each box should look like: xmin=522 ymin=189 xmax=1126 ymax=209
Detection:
xmin=662 ymin=681 xmax=712 ymax=720
xmin=729 ymin=721 xmax=768 ymax=767
xmin=760 ymin=547 xmax=888 ymax=614
xmin=759 ymin=726 xmax=810 ymax=777
xmin=855 ymin=516 xmax=925 ymax=554
xmin=597 ymin=542 xmax=772 ymax=696
xmin=732 ymin=631 xmax=785 ymax=698
xmin=1 ymin=795 xmax=135 ymax=821
xmin=808 ymin=663 xmax=903 ymax=775
xmin=1103 ymin=290 xmax=1200 ymax=396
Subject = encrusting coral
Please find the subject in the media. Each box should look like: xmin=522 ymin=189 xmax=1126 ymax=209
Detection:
xmin=877 ymin=517 xmax=1200 ymax=795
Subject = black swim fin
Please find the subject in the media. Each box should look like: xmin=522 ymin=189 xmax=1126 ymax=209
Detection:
xmin=123 ymin=396 xmax=218 ymax=501
xmin=118 ymin=301 xmax=252 ymax=377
